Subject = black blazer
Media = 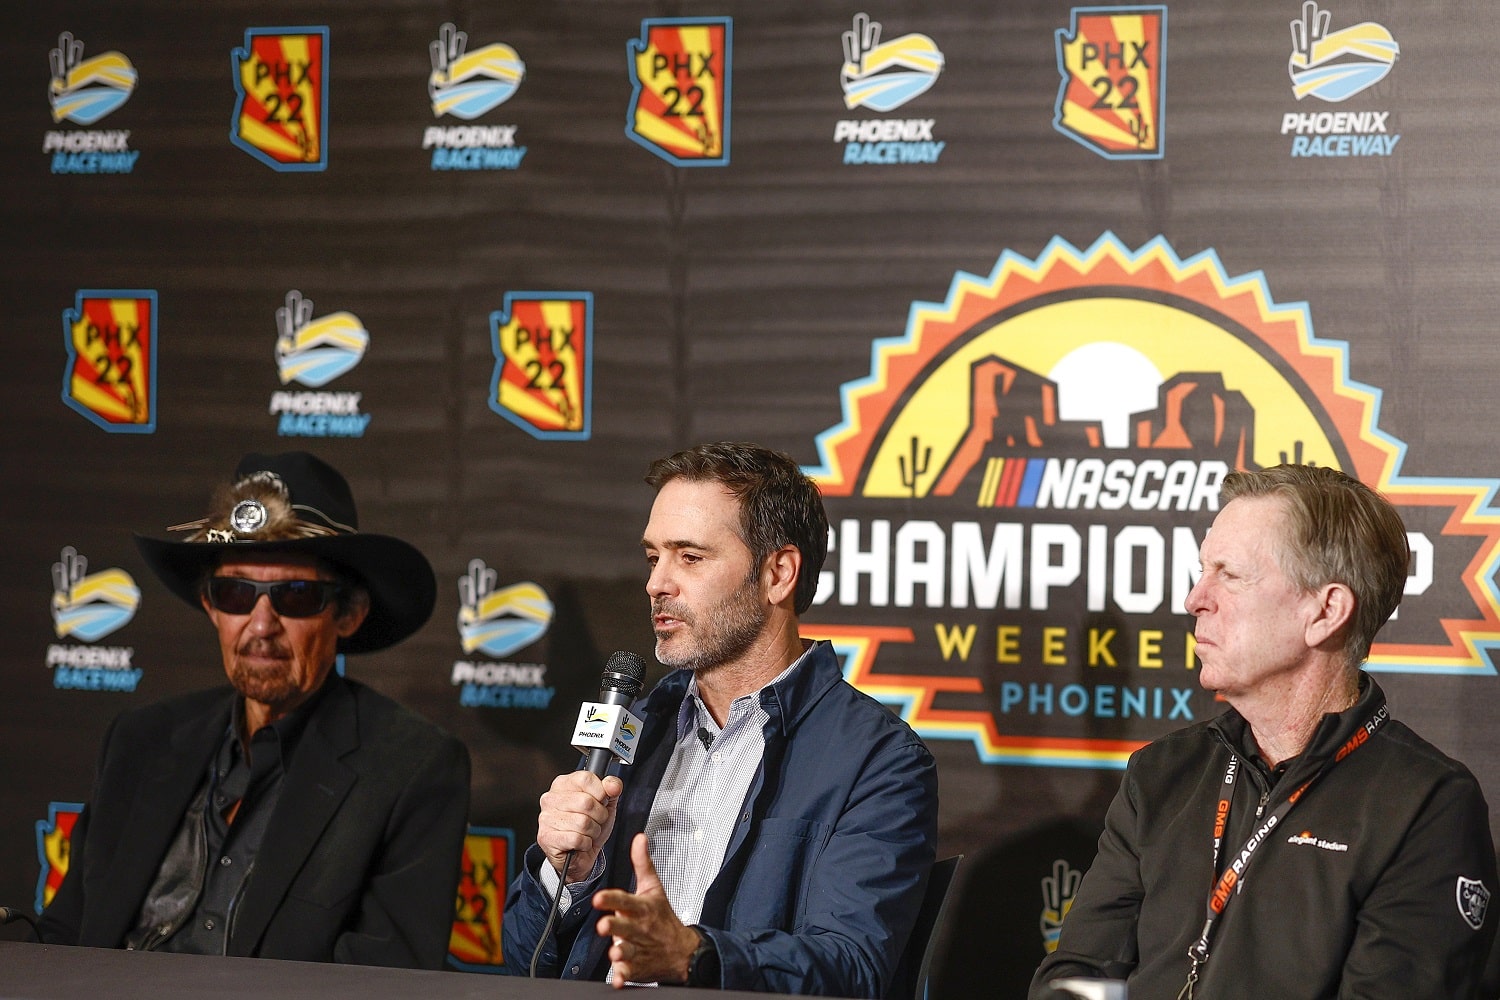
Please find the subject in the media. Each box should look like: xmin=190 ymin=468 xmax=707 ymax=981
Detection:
xmin=38 ymin=675 xmax=471 ymax=969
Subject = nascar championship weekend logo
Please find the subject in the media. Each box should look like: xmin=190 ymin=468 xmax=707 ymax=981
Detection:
xmin=804 ymin=234 xmax=1500 ymax=768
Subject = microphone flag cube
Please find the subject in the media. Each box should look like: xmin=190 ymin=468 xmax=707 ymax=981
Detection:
xmin=571 ymin=703 xmax=643 ymax=765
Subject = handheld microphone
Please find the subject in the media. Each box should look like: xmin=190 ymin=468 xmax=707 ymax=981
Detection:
xmin=575 ymin=651 xmax=646 ymax=776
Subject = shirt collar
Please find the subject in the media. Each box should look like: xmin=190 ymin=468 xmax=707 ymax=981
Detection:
xmin=673 ymin=650 xmax=811 ymax=743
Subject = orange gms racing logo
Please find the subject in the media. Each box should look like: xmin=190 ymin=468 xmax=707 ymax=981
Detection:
xmin=61 ymin=290 xmax=156 ymax=433
xmin=231 ymin=27 xmax=328 ymax=171
xmin=1054 ymin=6 xmax=1165 ymax=159
xmin=489 ymin=293 xmax=592 ymax=440
xmin=626 ymin=18 xmax=731 ymax=166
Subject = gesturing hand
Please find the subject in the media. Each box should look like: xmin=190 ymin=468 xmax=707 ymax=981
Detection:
xmin=593 ymin=833 xmax=701 ymax=987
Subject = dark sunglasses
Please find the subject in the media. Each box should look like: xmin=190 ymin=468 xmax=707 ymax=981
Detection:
xmin=205 ymin=577 xmax=343 ymax=618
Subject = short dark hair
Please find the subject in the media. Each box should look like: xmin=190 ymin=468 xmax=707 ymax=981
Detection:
xmin=1220 ymin=464 xmax=1409 ymax=666
xmin=646 ymin=442 xmax=829 ymax=614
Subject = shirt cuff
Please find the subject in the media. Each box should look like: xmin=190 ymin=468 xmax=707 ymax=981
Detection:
xmin=537 ymin=851 xmax=607 ymax=911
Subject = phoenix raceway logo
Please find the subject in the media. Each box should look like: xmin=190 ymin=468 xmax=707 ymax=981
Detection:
xmin=453 ymin=559 xmax=556 ymax=710
xmin=449 ymin=826 xmax=514 ymax=971
xmin=834 ymin=13 xmax=945 ymax=166
xmin=61 ymin=290 xmax=156 ymax=433
xmin=35 ymin=802 xmax=84 ymax=914
xmin=269 ymin=290 xmax=370 ymax=437
xmin=48 ymin=546 xmax=142 ymax=692
xmin=626 ymin=18 xmax=731 ymax=166
xmin=490 ymin=292 xmax=593 ymax=440
xmin=45 ymin=31 xmax=138 ymax=174
xmin=425 ymin=23 xmax=527 ymax=172
xmin=1040 ymin=859 xmax=1083 ymax=953
xmin=231 ymin=27 xmax=328 ymax=171
xmin=802 ymin=233 xmax=1500 ymax=768
xmin=1281 ymin=2 xmax=1400 ymax=157
xmin=1054 ymin=6 xmax=1165 ymax=159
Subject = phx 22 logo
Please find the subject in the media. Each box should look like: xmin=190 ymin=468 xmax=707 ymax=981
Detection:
xmin=490 ymin=293 xmax=593 ymax=440
xmin=627 ymin=18 xmax=731 ymax=166
xmin=803 ymin=234 xmax=1500 ymax=769
xmin=61 ymin=290 xmax=157 ymax=433
xmin=1054 ymin=7 xmax=1165 ymax=159
xmin=231 ymin=27 xmax=328 ymax=171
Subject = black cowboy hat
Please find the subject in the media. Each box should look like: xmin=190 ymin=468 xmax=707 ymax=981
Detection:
xmin=133 ymin=451 xmax=436 ymax=654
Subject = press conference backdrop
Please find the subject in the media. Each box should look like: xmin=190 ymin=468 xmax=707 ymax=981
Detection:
xmin=4 ymin=1 xmax=1499 ymax=994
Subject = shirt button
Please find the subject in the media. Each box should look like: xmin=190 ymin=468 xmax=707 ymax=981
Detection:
xmin=220 ymin=856 xmax=233 ymax=866
xmin=693 ymin=829 xmax=704 ymax=842
xmin=204 ymin=919 xmax=215 ymax=930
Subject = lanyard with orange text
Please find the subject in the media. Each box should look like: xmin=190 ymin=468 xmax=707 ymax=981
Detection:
xmin=1177 ymin=703 xmax=1389 ymax=1000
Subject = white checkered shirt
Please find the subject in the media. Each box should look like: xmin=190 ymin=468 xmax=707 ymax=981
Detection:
xmin=643 ymin=655 xmax=803 ymax=925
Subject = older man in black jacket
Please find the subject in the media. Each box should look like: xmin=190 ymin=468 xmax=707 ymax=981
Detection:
xmin=38 ymin=452 xmax=470 ymax=968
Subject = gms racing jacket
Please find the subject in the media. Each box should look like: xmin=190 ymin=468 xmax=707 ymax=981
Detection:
xmin=1032 ymin=674 xmax=1497 ymax=999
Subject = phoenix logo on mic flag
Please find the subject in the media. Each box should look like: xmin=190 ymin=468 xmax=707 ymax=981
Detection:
xmin=61 ymin=290 xmax=156 ymax=433
xmin=49 ymin=31 xmax=136 ymax=125
xmin=626 ymin=17 xmax=731 ymax=167
xmin=489 ymin=292 xmax=593 ymax=440
xmin=572 ymin=703 xmax=643 ymax=765
xmin=1053 ymin=6 xmax=1166 ymax=159
xmin=231 ymin=27 xmax=328 ymax=171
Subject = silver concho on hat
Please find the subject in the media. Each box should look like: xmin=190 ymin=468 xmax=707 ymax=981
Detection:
xmin=230 ymin=499 xmax=269 ymax=535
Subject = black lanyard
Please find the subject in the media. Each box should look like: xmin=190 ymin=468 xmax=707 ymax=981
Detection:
xmin=1178 ymin=702 xmax=1389 ymax=999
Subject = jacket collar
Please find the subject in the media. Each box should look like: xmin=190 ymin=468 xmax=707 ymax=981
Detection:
xmin=227 ymin=674 xmax=360 ymax=955
xmin=645 ymin=639 xmax=844 ymax=740
xmin=1211 ymin=672 xmax=1388 ymax=784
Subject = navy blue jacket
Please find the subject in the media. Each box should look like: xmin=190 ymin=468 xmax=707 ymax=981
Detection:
xmin=503 ymin=641 xmax=939 ymax=996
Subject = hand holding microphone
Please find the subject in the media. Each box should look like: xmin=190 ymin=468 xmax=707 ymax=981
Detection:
xmin=537 ymin=652 xmax=645 ymax=883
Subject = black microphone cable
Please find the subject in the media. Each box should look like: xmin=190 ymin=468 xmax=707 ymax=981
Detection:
xmin=0 ymin=906 xmax=40 ymax=941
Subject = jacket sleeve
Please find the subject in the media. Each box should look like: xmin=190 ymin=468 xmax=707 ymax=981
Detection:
xmin=711 ymin=738 xmax=939 ymax=998
xmin=1337 ymin=769 xmax=1498 ymax=999
xmin=1029 ymin=766 xmax=1143 ymax=998
xmin=499 ymin=843 xmax=606 ymax=977
xmin=329 ymin=734 xmax=472 ymax=969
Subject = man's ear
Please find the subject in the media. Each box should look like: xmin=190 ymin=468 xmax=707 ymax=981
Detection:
xmin=1306 ymin=581 xmax=1355 ymax=649
xmin=763 ymin=545 xmax=802 ymax=608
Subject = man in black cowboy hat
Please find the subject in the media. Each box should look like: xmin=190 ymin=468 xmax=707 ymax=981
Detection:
xmin=36 ymin=452 xmax=471 ymax=969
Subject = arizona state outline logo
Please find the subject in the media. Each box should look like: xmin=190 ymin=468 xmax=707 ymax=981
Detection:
xmin=231 ymin=26 xmax=329 ymax=171
xmin=1054 ymin=6 xmax=1166 ymax=159
xmin=626 ymin=18 xmax=731 ymax=167
xmin=35 ymin=802 xmax=83 ymax=913
xmin=61 ymin=290 xmax=157 ymax=433
xmin=804 ymin=233 xmax=1500 ymax=768
xmin=448 ymin=826 xmax=513 ymax=971
xmin=489 ymin=292 xmax=593 ymax=440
